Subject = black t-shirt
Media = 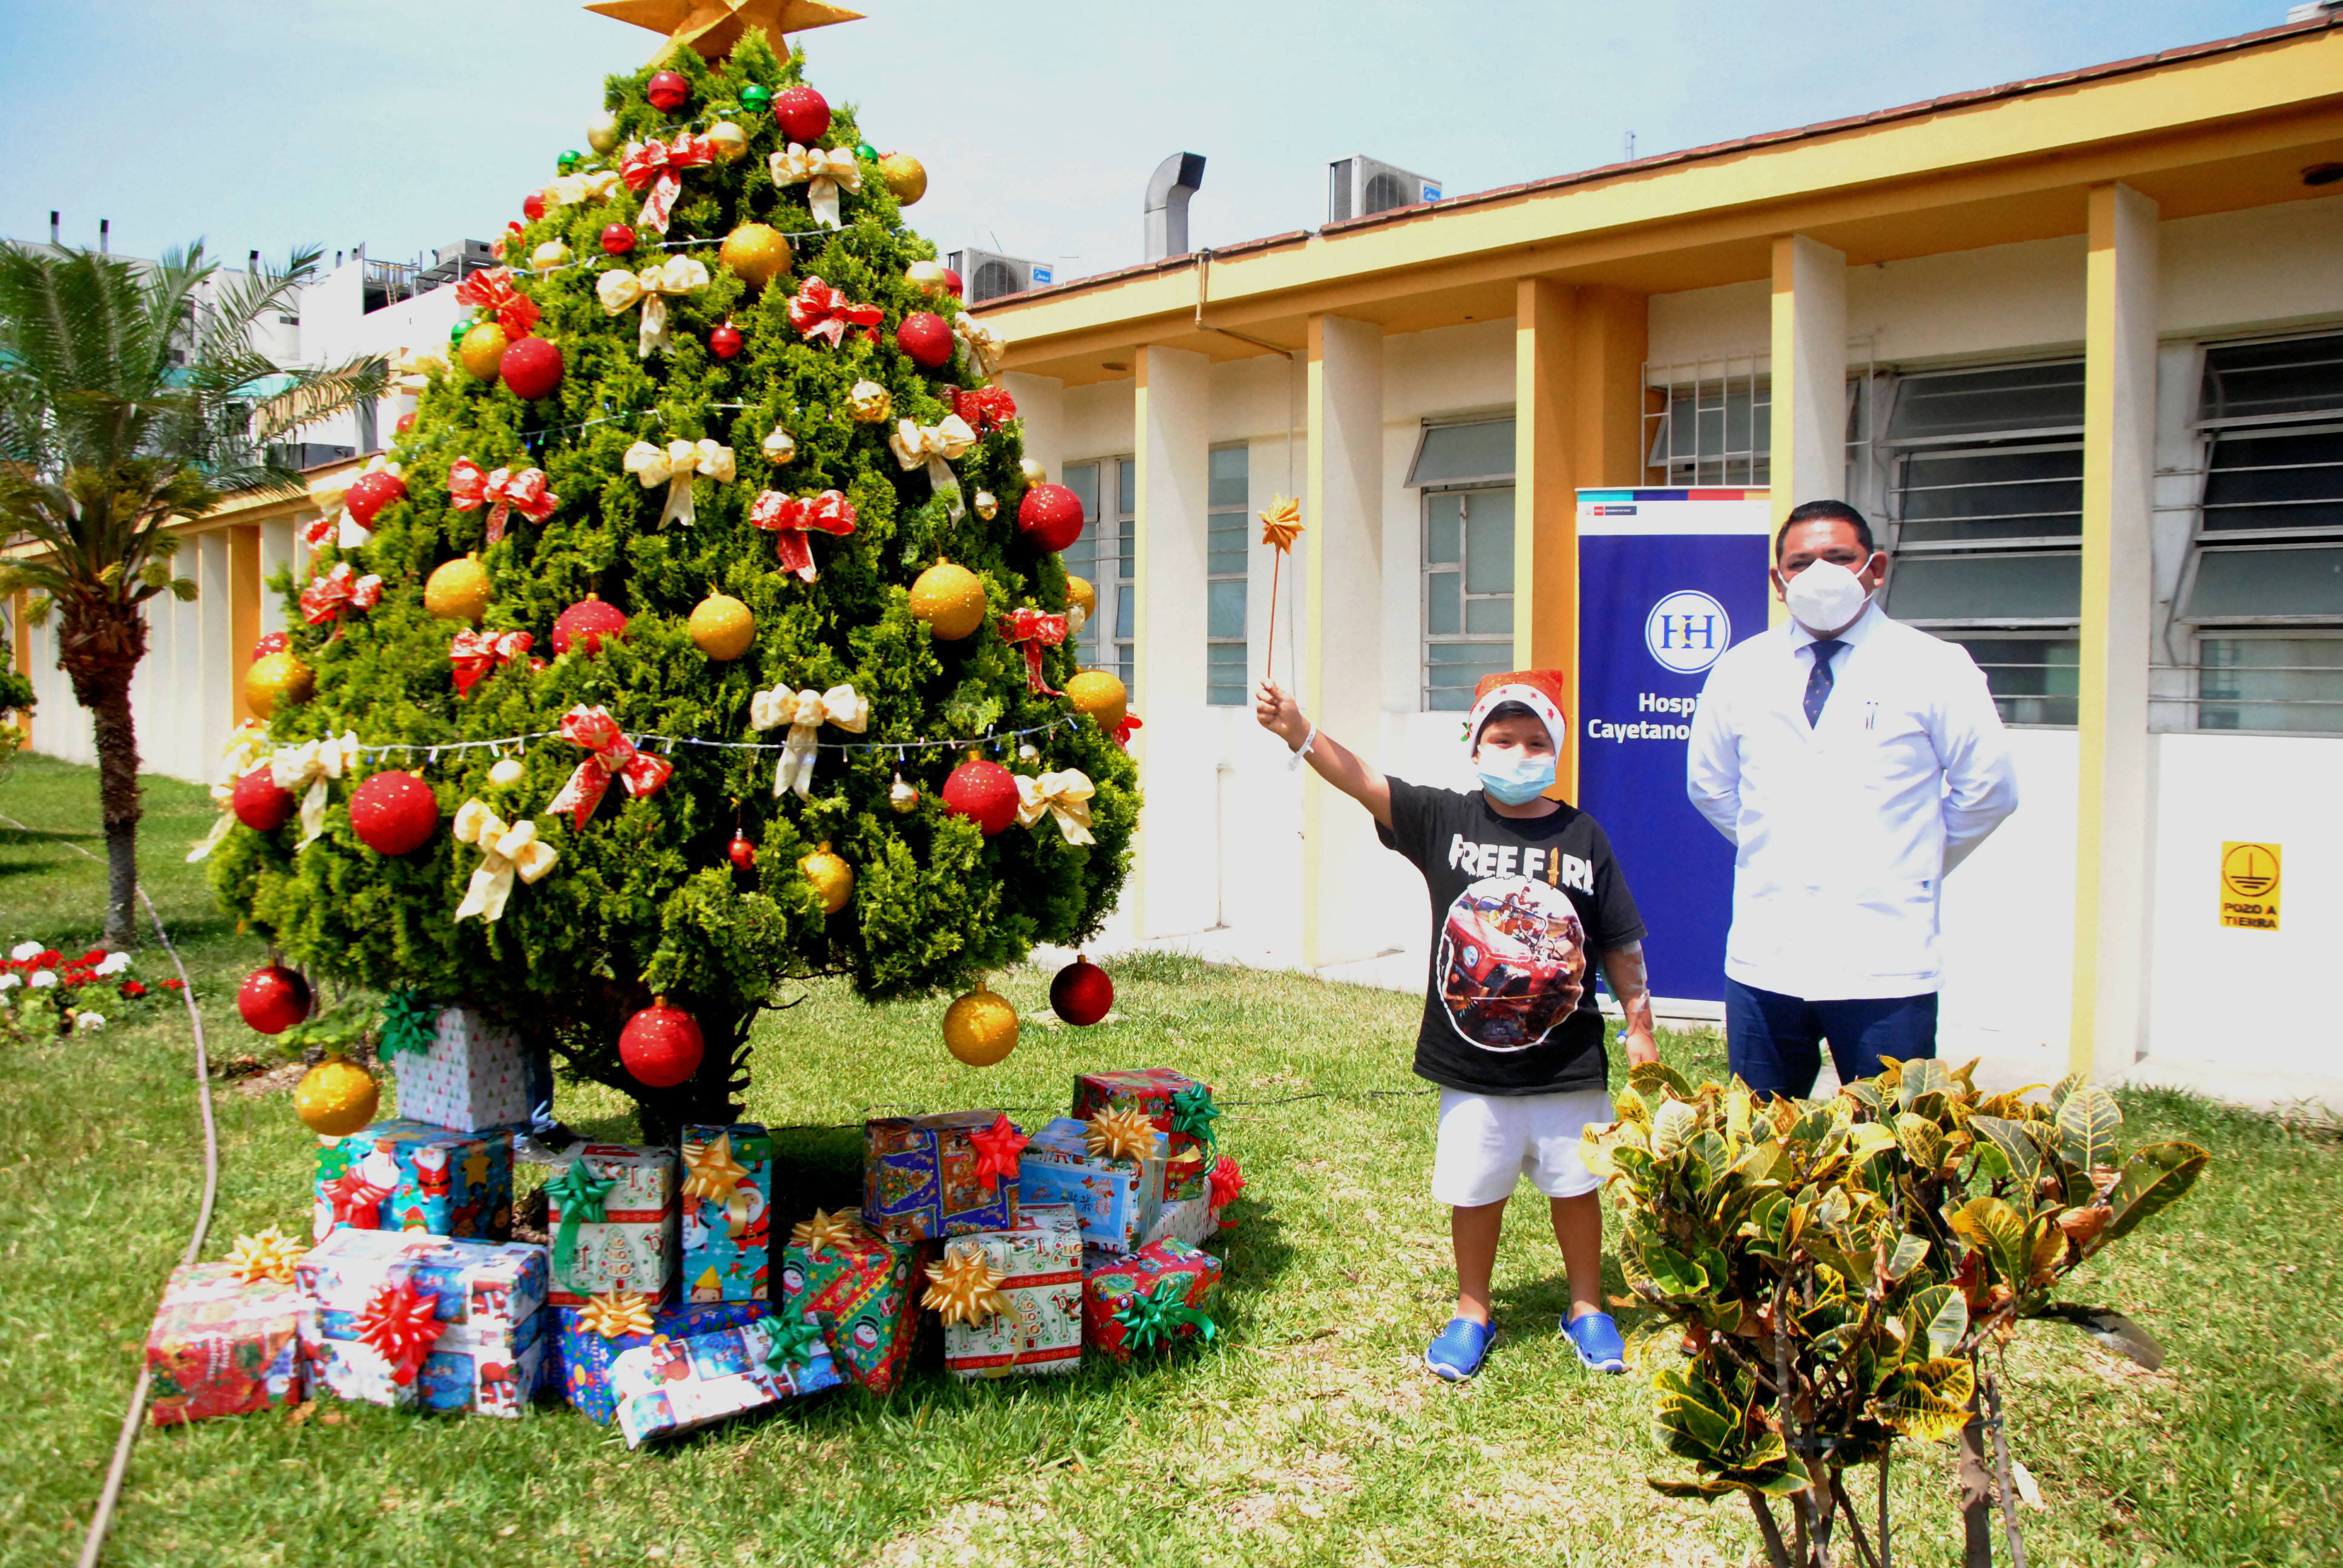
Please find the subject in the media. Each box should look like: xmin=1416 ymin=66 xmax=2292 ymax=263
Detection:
xmin=1377 ymin=779 xmax=1647 ymax=1096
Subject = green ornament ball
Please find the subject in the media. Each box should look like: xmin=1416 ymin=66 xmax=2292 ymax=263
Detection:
xmin=448 ymin=319 xmax=470 ymax=346
xmin=856 ymin=142 xmax=878 ymax=161
xmin=741 ymin=83 xmax=772 ymax=113
xmin=557 ymin=149 xmax=583 ymax=173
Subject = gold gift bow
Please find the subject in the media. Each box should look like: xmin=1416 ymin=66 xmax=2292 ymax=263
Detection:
xmin=788 ymin=1208 xmax=864 ymax=1258
xmin=682 ymin=1131 xmax=749 ymax=1203
xmin=1085 ymin=1105 xmax=1156 ymax=1164
xmin=270 ymin=731 xmax=361 ymax=848
xmin=767 ymin=142 xmax=863 ymax=229
xmin=596 ymin=255 xmax=711 ymax=358
xmin=623 ymin=437 xmax=735 ymax=528
xmin=1015 ymin=769 xmax=1096 ymax=845
xmin=227 ymin=1226 xmax=306 ymax=1285
xmin=749 ymin=682 xmax=868 ymax=799
xmin=886 ymin=413 xmax=977 ymax=521
xmin=577 ymin=1289 xmax=656 ymax=1339
xmin=451 ymin=799 xmax=559 ymax=923
xmin=187 ymin=722 xmax=274 ymax=863
xmin=922 ymin=1240 xmax=1012 ymax=1327
xmin=955 ymin=315 xmax=1006 ymax=381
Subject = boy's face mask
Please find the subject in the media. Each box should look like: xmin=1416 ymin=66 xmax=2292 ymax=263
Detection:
xmin=1475 ymin=750 xmax=1556 ymax=805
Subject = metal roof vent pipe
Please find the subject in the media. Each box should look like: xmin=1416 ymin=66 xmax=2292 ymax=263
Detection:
xmin=1144 ymin=152 xmax=1205 ymax=261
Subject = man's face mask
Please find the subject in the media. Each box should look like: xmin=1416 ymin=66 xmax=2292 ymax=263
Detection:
xmin=1782 ymin=557 xmax=1873 ymax=635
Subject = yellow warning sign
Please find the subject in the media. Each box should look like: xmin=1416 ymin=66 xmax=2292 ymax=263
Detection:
xmin=2220 ymin=841 xmax=2281 ymax=932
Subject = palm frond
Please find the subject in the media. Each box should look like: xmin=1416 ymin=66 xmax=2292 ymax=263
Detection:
xmin=249 ymin=355 xmax=391 ymax=443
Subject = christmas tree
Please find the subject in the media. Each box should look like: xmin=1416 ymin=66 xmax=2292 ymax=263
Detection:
xmin=206 ymin=20 xmax=1138 ymax=1140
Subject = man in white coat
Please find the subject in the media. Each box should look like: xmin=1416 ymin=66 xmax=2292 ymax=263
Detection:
xmin=1686 ymin=500 xmax=2020 ymax=1098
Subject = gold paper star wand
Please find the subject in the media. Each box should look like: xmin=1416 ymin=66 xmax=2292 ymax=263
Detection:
xmin=1259 ymin=496 xmax=1303 ymax=683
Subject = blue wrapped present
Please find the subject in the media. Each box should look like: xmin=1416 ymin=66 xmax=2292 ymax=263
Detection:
xmin=553 ymin=1298 xmax=769 ymax=1423
xmin=295 ymin=1229 xmax=546 ymax=1416
xmin=1017 ymin=1116 xmax=1167 ymax=1253
xmin=609 ymin=1316 xmax=842 ymax=1448
xmin=681 ymin=1124 xmax=773 ymax=1303
xmin=311 ymin=1119 xmax=513 ymax=1243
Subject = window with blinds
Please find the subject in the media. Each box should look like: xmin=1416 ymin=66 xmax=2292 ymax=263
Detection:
xmin=1060 ymin=456 xmax=1136 ymax=689
xmin=1422 ymin=488 xmax=1515 ymax=710
xmin=1206 ymin=446 xmax=1249 ymax=707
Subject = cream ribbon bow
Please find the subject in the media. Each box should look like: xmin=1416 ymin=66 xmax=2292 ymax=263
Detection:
xmin=451 ymin=799 xmax=559 ymax=923
xmin=186 ymin=721 xmax=275 ymax=863
xmin=886 ymin=413 xmax=977 ymax=521
xmin=597 ymin=256 xmax=710 ymax=358
xmin=624 ymin=437 xmax=735 ymax=528
xmin=768 ymin=143 xmax=863 ymax=229
xmin=749 ymin=682 xmax=869 ymax=799
xmin=388 ymin=345 xmax=447 ymax=397
xmin=270 ymin=732 xmax=361 ymax=848
xmin=545 ymin=169 xmax=621 ymax=209
xmin=1015 ymin=769 xmax=1096 ymax=845
xmin=955 ymin=315 xmax=1006 ymax=380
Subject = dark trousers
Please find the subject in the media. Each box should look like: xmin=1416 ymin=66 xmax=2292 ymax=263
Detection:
xmin=1724 ymin=978 xmax=1938 ymax=1100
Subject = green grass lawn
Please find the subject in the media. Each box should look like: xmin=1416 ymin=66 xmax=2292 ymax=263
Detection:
xmin=0 ymin=752 xmax=2336 ymax=1567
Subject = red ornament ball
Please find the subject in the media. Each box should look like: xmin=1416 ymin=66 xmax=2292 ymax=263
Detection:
xmin=709 ymin=322 xmax=743 ymax=359
xmin=647 ymin=71 xmax=690 ymax=113
xmin=774 ymin=85 xmax=830 ymax=143
xmin=727 ymin=834 xmax=756 ymax=871
xmin=237 ymin=964 xmax=312 ymax=1036
xmin=1017 ymin=483 xmax=1086 ymax=552
xmin=349 ymin=771 xmax=440 ymax=856
xmin=252 ymin=632 xmax=289 ymax=659
xmin=522 ymin=191 xmax=546 ymax=223
xmin=942 ymin=266 xmax=963 ymax=299
xmin=600 ymin=223 xmax=637 ymax=255
xmin=894 ymin=311 xmax=952 ymax=370
xmin=940 ymin=757 xmax=1020 ymax=837
xmin=343 ymin=468 xmax=408 ymax=530
xmin=1049 ymin=955 xmax=1115 ymax=1026
xmin=499 ymin=335 xmax=563 ymax=400
xmin=552 ymin=595 xmax=628 ymax=656
xmin=395 ymin=411 xmax=416 ymax=434
xmin=620 ymin=1001 xmax=704 ymax=1088
xmin=230 ymin=766 xmax=297 ymax=833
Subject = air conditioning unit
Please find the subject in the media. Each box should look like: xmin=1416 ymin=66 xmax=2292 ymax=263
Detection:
xmin=418 ymin=238 xmax=496 ymax=288
xmin=946 ymin=247 xmax=1053 ymax=305
xmin=1328 ymin=157 xmax=1443 ymax=224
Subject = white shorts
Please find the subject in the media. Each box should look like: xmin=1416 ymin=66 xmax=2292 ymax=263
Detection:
xmin=1430 ymin=1087 xmax=1615 ymax=1206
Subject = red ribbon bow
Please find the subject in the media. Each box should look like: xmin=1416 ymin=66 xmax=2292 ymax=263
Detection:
xmin=1115 ymin=712 xmax=1144 ymax=748
xmin=1208 ymin=1154 xmax=1246 ymax=1212
xmin=545 ymin=704 xmax=675 ymax=829
xmin=324 ymin=1170 xmax=391 ymax=1229
xmin=749 ymin=488 xmax=859 ymax=581
xmin=968 ymin=1113 xmax=1030 ymax=1195
xmin=449 ymin=458 xmax=559 ymax=546
xmin=953 ymin=385 xmax=1018 ymax=435
xmin=620 ymin=132 xmax=715 ymax=233
xmin=452 ymin=266 xmax=541 ymax=339
xmin=355 ymin=1276 xmax=442 ymax=1387
xmin=450 ymin=629 xmax=536 ymax=697
xmin=787 ymin=276 xmax=883 ymax=349
xmin=997 ymin=609 xmax=1069 ymax=695
xmin=300 ymin=562 xmax=383 ymax=628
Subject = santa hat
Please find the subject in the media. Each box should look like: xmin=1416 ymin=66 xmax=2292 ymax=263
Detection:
xmin=1467 ymin=670 xmax=1569 ymax=753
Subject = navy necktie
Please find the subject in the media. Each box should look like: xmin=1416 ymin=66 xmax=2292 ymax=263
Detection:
xmin=1804 ymin=639 xmax=1846 ymax=728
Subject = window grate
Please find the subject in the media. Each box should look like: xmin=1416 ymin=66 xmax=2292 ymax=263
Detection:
xmin=1421 ymin=487 xmax=1515 ymax=710
xmin=1643 ymin=356 xmax=1770 ymax=487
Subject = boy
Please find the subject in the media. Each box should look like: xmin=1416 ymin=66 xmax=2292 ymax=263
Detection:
xmin=1255 ymin=670 xmax=1657 ymax=1381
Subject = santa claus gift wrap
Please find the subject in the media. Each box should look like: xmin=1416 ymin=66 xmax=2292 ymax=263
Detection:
xmin=1071 ymin=1070 xmax=1219 ymax=1203
xmin=1083 ymin=1236 xmax=1224 ymax=1363
xmin=310 ymin=1119 xmax=514 ymax=1243
xmin=384 ymin=1005 xmax=531 ymax=1134
xmin=679 ymin=1124 xmax=772 ymax=1304
xmin=144 ymin=1260 xmax=307 ymax=1424
xmin=608 ymin=1315 xmax=841 ymax=1449
xmin=543 ymin=1145 xmax=680 ymax=1306
xmin=295 ymin=1229 xmax=548 ymax=1416
xmin=1017 ymin=1116 xmax=1168 ymax=1254
xmin=778 ymin=1208 xmax=926 ymax=1395
xmin=863 ymin=1110 xmax=1017 ymax=1241
xmin=553 ymin=1296 xmax=768 ymax=1423
xmin=937 ymin=1203 xmax=1084 ymax=1380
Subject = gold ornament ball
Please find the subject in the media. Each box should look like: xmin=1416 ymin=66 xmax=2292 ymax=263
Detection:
xmin=799 ymin=841 xmax=855 ymax=915
xmin=530 ymin=240 xmax=571 ymax=273
xmin=707 ymin=121 xmax=749 ymax=163
xmin=1066 ymin=575 xmax=1098 ymax=625
xmin=459 ymin=321 xmax=511 ymax=381
xmin=1019 ymin=458 xmax=1046 ymax=485
xmin=688 ymin=592 xmax=756 ymax=661
xmin=424 ymin=553 xmax=493 ymax=623
xmin=720 ymin=223 xmax=793 ymax=290
xmin=1065 ymin=670 xmax=1128 ymax=733
xmin=586 ymin=109 xmax=621 ymax=154
xmin=942 ymin=989 xmax=1018 ymax=1067
xmin=906 ymin=260 xmax=950 ymax=295
xmin=888 ymin=772 xmax=919 ymax=814
xmin=877 ymin=152 xmax=928 ymax=206
xmin=909 ymin=560 xmax=987 ymax=641
xmin=243 ymin=652 xmax=314 ymax=720
xmin=847 ymin=379 xmax=893 ymax=423
xmin=295 ymin=1056 xmax=380 ymax=1137
xmin=488 ymin=757 xmax=525 ymax=788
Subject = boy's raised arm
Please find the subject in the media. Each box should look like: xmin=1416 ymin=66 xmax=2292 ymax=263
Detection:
xmin=1254 ymin=680 xmax=1392 ymax=829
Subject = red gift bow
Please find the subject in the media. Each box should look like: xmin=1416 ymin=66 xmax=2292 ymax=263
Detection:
xmin=787 ymin=276 xmax=883 ymax=349
xmin=453 ymin=266 xmax=540 ymax=339
xmin=968 ymin=1112 xmax=1029 ymax=1195
xmin=621 ymin=132 xmax=715 ymax=233
xmin=1208 ymin=1154 xmax=1246 ymax=1212
xmin=449 ymin=457 xmax=559 ymax=546
xmin=953 ymin=385 xmax=1018 ymax=434
xmin=450 ymin=629 xmax=536 ymax=697
xmin=749 ymin=488 xmax=858 ymax=581
xmin=324 ymin=1170 xmax=390 ymax=1229
xmin=355 ymin=1276 xmax=442 ymax=1387
xmin=545 ymin=704 xmax=675 ymax=829
xmin=1115 ymin=712 xmax=1143 ymax=748
xmin=997 ymin=609 xmax=1069 ymax=695
xmin=300 ymin=561 xmax=383 ymax=627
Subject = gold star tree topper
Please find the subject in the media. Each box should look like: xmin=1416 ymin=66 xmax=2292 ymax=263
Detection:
xmin=585 ymin=0 xmax=863 ymax=63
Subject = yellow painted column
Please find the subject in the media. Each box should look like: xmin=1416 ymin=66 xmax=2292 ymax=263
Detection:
xmin=1768 ymin=234 xmax=1847 ymax=625
xmin=1128 ymin=346 xmax=1211 ymax=938
xmin=9 ymin=590 xmax=30 ymax=746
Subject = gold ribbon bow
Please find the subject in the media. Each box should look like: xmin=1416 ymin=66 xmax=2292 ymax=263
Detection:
xmin=545 ymin=169 xmax=622 ymax=209
xmin=1015 ymin=769 xmax=1096 ymax=845
xmin=226 ymin=1226 xmax=306 ymax=1285
xmin=595 ymin=255 xmax=711 ymax=358
xmin=767 ymin=142 xmax=864 ymax=229
xmin=188 ymin=722 xmax=274 ymax=863
xmin=577 ymin=1289 xmax=656 ymax=1340
xmin=451 ymin=799 xmax=559 ymax=923
xmin=955 ymin=314 xmax=1006 ymax=381
xmin=624 ymin=437 xmax=735 ymax=528
xmin=1086 ymin=1105 xmax=1157 ymax=1164
xmin=388 ymin=345 xmax=447 ymax=397
xmin=682 ymin=1132 xmax=749 ymax=1203
xmin=886 ymin=413 xmax=977 ymax=521
xmin=922 ymin=1240 xmax=1012 ymax=1327
xmin=750 ymin=682 xmax=869 ymax=799
xmin=789 ymin=1208 xmax=865 ymax=1257
xmin=269 ymin=731 xmax=361 ymax=849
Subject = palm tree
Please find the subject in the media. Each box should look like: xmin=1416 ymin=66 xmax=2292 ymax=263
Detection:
xmin=0 ymin=242 xmax=387 ymax=948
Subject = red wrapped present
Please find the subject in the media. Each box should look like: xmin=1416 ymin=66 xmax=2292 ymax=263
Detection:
xmin=1072 ymin=1070 xmax=1218 ymax=1203
xmin=145 ymin=1259 xmax=306 ymax=1424
xmin=1082 ymin=1237 xmax=1222 ymax=1363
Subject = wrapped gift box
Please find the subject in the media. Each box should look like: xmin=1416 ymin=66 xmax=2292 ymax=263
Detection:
xmin=1144 ymin=1195 xmax=1214 ymax=1249
xmin=544 ymin=1145 xmax=679 ymax=1306
xmin=1083 ymin=1236 xmax=1224 ymax=1362
xmin=553 ymin=1299 xmax=767 ymax=1423
xmin=1072 ymin=1070 xmax=1217 ymax=1202
xmin=863 ymin=1110 xmax=1016 ymax=1241
xmin=941 ymin=1204 xmax=1084 ymax=1380
xmin=680 ymin=1125 xmax=772 ymax=1304
xmin=609 ymin=1315 xmax=841 ymax=1449
xmin=311 ymin=1119 xmax=514 ymax=1243
xmin=388 ymin=1005 xmax=530 ymax=1134
xmin=1018 ymin=1116 xmax=1167 ymax=1254
xmin=779 ymin=1210 xmax=926 ymax=1395
xmin=145 ymin=1263 xmax=306 ymax=1424
xmin=297 ymin=1229 xmax=548 ymax=1416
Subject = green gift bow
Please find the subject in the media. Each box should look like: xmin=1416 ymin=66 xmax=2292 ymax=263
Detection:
xmin=763 ymin=1315 xmax=826 ymax=1376
xmin=1112 ymin=1276 xmax=1219 ymax=1352
xmin=376 ymin=989 xmax=438 ymax=1061
xmin=1168 ymin=1084 xmax=1221 ymax=1151
xmin=545 ymin=1157 xmax=617 ymax=1291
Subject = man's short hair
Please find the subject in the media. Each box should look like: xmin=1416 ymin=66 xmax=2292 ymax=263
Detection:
xmin=1775 ymin=499 xmax=1876 ymax=563
xmin=1473 ymin=700 xmax=1544 ymax=748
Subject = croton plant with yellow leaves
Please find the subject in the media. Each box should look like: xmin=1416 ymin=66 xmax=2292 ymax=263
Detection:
xmin=1582 ymin=1058 xmax=2207 ymax=1568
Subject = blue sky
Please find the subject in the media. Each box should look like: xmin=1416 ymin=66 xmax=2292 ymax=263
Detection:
xmin=0 ymin=1 xmax=2294 ymax=283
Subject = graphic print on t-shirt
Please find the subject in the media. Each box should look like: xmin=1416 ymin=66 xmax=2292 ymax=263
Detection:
xmin=1435 ymin=875 xmax=1589 ymax=1052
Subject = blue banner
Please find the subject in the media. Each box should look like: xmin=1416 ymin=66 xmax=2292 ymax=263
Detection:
xmin=1576 ymin=489 xmax=1771 ymax=1005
